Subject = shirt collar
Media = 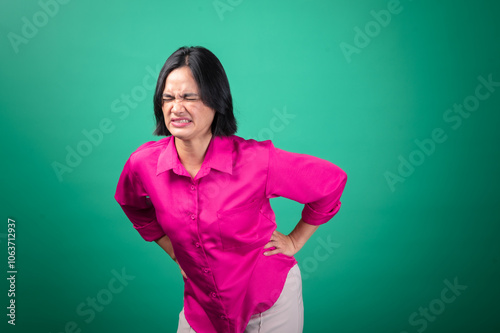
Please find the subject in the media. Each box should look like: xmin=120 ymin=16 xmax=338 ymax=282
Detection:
xmin=156 ymin=135 xmax=233 ymax=177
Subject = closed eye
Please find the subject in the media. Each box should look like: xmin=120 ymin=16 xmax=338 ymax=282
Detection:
xmin=183 ymin=93 xmax=200 ymax=101
xmin=162 ymin=94 xmax=174 ymax=102
xmin=162 ymin=93 xmax=199 ymax=102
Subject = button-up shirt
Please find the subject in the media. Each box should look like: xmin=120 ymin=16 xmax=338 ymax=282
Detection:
xmin=114 ymin=134 xmax=347 ymax=333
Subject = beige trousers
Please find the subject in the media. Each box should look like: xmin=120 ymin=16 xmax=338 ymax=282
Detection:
xmin=177 ymin=263 xmax=304 ymax=333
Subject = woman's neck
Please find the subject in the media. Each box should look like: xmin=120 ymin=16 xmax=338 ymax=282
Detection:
xmin=174 ymin=133 xmax=213 ymax=170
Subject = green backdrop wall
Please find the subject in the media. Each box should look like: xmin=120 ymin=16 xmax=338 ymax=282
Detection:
xmin=1 ymin=0 xmax=499 ymax=332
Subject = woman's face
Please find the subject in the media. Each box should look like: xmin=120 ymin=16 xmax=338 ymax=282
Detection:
xmin=162 ymin=66 xmax=215 ymax=142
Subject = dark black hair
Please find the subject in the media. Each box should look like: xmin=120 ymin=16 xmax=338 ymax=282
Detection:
xmin=153 ymin=46 xmax=237 ymax=136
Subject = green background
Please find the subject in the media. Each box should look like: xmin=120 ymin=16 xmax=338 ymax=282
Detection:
xmin=1 ymin=0 xmax=499 ymax=332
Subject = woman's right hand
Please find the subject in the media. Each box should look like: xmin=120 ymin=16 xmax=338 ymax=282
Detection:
xmin=174 ymin=258 xmax=188 ymax=279
xmin=155 ymin=235 xmax=187 ymax=279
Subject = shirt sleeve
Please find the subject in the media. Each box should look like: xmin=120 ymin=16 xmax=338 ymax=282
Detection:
xmin=114 ymin=155 xmax=166 ymax=242
xmin=265 ymin=141 xmax=348 ymax=226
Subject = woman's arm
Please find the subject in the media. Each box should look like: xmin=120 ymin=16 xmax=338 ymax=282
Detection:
xmin=115 ymin=157 xmax=166 ymax=242
xmin=262 ymin=141 xmax=348 ymax=257
xmin=155 ymin=234 xmax=187 ymax=279
xmin=264 ymin=218 xmax=319 ymax=256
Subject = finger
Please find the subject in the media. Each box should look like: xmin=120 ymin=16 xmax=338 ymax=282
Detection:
xmin=263 ymin=248 xmax=282 ymax=256
xmin=262 ymin=244 xmax=277 ymax=251
xmin=264 ymin=240 xmax=278 ymax=248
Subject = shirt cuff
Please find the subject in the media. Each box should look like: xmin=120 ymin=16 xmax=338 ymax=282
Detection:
xmin=133 ymin=219 xmax=166 ymax=242
xmin=301 ymin=201 xmax=342 ymax=226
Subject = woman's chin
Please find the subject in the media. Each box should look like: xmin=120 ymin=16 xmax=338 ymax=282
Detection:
xmin=169 ymin=126 xmax=191 ymax=138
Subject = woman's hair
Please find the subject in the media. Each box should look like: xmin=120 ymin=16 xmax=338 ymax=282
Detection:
xmin=153 ymin=46 xmax=237 ymax=136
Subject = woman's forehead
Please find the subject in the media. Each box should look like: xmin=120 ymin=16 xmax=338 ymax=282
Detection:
xmin=164 ymin=68 xmax=198 ymax=92
xmin=163 ymin=83 xmax=198 ymax=94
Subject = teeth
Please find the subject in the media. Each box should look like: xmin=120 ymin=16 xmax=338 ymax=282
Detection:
xmin=175 ymin=119 xmax=190 ymax=123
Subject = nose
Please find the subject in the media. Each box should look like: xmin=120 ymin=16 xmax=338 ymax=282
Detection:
xmin=171 ymin=99 xmax=186 ymax=113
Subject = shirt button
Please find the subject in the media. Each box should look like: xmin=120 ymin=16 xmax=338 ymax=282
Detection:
xmin=195 ymin=242 xmax=201 ymax=248
xmin=220 ymin=315 xmax=227 ymax=320
xmin=210 ymin=292 xmax=217 ymax=298
xmin=203 ymin=267 xmax=211 ymax=274
xmin=190 ymin=214 xmax=196 ymax=220
xmin=190 ymin=185 xmax=196 ymax=190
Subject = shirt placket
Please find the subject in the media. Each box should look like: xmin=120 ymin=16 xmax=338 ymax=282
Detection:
xmin=187 ymin=175 xmax=230 ymax=331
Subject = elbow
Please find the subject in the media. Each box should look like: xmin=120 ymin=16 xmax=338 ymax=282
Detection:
xmin=340 ymin=169 xmax=347 ymax=187
xmin=325 ymin=165 xmax=347 ymax=202
xmin=330 ymin=164 xmax=347 ymax=191
xmin=336 ymin=169 xmax=347 ymax=197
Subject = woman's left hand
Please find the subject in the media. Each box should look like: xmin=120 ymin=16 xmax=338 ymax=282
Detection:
xmin=263 ymin=230 xmax=300 ymax=257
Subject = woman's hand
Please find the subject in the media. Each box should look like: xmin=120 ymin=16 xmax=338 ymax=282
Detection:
xmin=154 ymin=235 xmax=187 ymax=279
xmin=263 ymin=219 xmax=320 ymax=257
xmin=174 ymin=258 xmax=188 ymax=279
xmin=263 ymin=230 xmax=300 ymax=257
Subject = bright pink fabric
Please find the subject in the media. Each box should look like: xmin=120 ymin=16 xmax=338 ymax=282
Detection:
xmin=114 ymin=134 xmax=347 ymax=333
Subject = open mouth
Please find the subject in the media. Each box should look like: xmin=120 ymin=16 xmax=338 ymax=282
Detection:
xmin=171 ymin=118 xmax=192 ymax=127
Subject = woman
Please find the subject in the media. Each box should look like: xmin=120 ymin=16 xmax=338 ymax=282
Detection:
xmin=115 ymin=46 xmax=347 ymax=333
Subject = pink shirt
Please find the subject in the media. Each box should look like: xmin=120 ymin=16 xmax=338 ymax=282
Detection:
xmin=114 ymin=134 xmax=347 ymax=332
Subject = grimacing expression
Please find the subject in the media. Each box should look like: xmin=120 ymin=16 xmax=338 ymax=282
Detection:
xmin=162 ymin=66 xmax=215 ymax=141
